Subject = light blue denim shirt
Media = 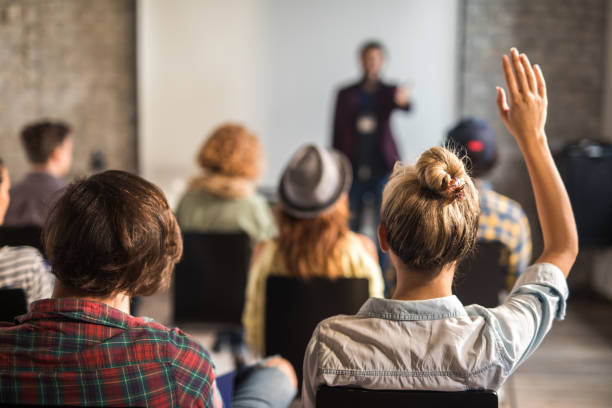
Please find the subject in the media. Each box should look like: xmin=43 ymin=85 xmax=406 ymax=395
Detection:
xmin=301 ymin=263 xmax=568 ymax=408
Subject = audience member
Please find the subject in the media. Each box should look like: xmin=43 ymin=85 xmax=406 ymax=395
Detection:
xmin=176 ymin=123 xmax=276 ymax=246
xmin=4 ymin=121 xmax=73 ymax=227
xmin=447 ymin=118 xmax=532 ymax=289
xmin=243 ymin=145 xmax=384 ymax=355
xmin=302 ymin=49 xmax=578 ymax=406
xmin=0 ymin=170 xmax=296 ymax=407
xmin=0 ymin=159 xmax=54 ymax=305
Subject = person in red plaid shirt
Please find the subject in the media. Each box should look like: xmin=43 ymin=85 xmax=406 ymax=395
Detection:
xmin=0 ymin=170 xmax=297 ymax=407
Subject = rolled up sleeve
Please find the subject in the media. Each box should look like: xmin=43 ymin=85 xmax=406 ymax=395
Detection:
xmin=489 ymin=263 xmax=569 ymax=376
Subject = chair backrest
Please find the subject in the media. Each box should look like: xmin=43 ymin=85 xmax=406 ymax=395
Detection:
xmin=173 ymin=231 xmax=251 ymax=325
xmin=453 ymin=240 xmax=506 ymax=308
xmin=316 ymin=385 xmax=498 ymax=408
xmin=265 ymin=276 xmax=369 ymax=385
xmin=0 ymin=226 xmax=44 ymax=254
xmin=0 ymin=288 xmax=28 ymax=322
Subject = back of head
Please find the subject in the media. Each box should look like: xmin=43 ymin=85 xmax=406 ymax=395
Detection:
xmin=380 ymin=147 xmax=480 ymax=275
xmin=446 ymin=118 xmax=497 ymax=178
xmin=275 ymin=144 xmax=352 ymax=279
xmin=21 ymin=121 xmax=71 ymax=165
xmin=197 ymin=123 xmax=262 ymax=180
xmin=43 ymin=170 xmax=182 ymax=297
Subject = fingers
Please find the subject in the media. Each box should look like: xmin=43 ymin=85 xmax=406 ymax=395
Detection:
xmin=502 ymin=55 xmax=519 ymax=101
xmin=511 ymin=48 xmax=530 ymax=95
xmin=496 ymin=86 xmax=509 ymax=121
xmin=534 ymin=64 xmax=547 ymax=99
xmin=520 ymin=53 xmax=536 ymax=92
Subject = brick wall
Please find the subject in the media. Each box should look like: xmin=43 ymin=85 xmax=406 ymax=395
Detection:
xmin=459 ymin=0 xmax=610 ymax=289
xmin=0 ymin=0 xmax=137 ymax=180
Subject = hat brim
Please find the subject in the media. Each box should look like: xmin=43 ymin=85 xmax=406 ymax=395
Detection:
xmin=278 ymin=150 xmax=352 ymax=219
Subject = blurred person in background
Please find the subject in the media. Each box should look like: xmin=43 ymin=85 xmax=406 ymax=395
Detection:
xmin=242 ymin=145 xmax=384 ymax=356
xmin=176 ymin=123 xmax=276 ymax=247
xmin=0 ymin=158 xmax=54 ymax=305
xmin=446 ymin=118 xmax=532 ymax=290
xmin=332 ymin=40 xmax=412 ymax=244
xmin=5 ymin=120 xmax=73 ymax=227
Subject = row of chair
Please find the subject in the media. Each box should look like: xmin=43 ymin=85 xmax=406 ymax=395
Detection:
xmin=0 ymin=228 xmax=503 ymax=406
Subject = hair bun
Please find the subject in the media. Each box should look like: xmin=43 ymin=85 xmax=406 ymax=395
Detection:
xmin=416 ymin=147 xmax=468 ymax=200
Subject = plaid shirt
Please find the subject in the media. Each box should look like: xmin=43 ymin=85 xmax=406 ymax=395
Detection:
xmin=478 ymin=182 xmax=532 ymax=290
xmin=0 ymin=299 xmax=223 ymax=407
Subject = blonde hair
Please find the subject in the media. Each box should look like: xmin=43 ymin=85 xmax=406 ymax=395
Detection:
xmin=380 ymin=147 xmax=480 ymax=276
xmin=197 ymin=123 xmax=262 ymax=180
xmin=274 ymin=195 xmax=350 ymax=280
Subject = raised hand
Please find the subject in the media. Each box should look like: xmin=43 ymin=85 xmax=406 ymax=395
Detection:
xmin=496 ymin=48 xmax=548 ymax=149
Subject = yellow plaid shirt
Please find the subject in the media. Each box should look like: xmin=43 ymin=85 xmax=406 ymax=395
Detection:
xmin=478 ymin=182 xmax=532 ymax=290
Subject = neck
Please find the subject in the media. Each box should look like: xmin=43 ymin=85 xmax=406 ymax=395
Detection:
xmin=391 ymin=257 xmax=456 ymax=300
xmin=52 ymin=281 xmax=131 ymax=314
xmin=30 ymin=162 xmax=63 ymax=178
xmin=362 ymin=76 xmax=379 ymax=90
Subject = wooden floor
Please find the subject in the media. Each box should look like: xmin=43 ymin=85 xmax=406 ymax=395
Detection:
xmin=141 ymin=290 xmax=612 ymax=407
xmin=501 ymin=293 xmax=612 ymax=408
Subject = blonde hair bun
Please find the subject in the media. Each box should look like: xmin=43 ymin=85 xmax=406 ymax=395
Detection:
xmin=380 ymin=146 xmax=479 ymax=274
xmin=417 ymin=147 xmax=468 ymax=201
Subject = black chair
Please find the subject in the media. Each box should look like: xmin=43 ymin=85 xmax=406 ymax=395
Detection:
xmin=173 ymin=231 xmax=251 ymax=325
xmin=265 ymin=276 xmax=369 ymax=386
xmin=316 ymin=385 xmax=498 ymax=408
xmin=453 ymin=241 xmax=506 ymax=308
xmin=0 ymin=226 xmax=44 ymax=254
xmin=0 ymin=288 xmax=28 ymax=321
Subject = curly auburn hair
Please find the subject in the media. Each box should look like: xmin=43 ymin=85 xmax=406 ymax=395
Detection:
xmin=274 ymin=195 xmax=350 ymax=280
xmin=197 ymin=123 xmax=262 ymax=180
xmin=43 ymin=170 xmax=183 ymax=297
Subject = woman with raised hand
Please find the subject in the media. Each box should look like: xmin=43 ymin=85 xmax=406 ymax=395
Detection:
xmin=301 ymin=49 xmax=578 ymax=407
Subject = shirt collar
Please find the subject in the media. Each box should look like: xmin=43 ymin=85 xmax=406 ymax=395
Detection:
xmin=357 ymin=296 xmax=468 ymax=321
xmin=19 ymin=298 xmax=136 ymax=329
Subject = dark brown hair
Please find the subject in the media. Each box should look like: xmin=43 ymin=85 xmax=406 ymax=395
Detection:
xmin=274 ymin=195 xmax=350 ymax=280
xmin=380 ymin=147 xmax=480 ymax=276
xmin=43 ymin=170 xmax=182 ymax=297
xmin=359 ymin=40 xmax=385 ymax=59
xmin=21 ymin=121 xmax=71 ymax=164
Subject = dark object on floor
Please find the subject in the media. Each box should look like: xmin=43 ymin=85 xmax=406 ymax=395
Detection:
xmin=316 ymin=385 xmax=498 ymax=408
xmin=454 ymin=241 xmax=506 ymax=308
xmin=265 ymin=276 xmax=369 ymax=387
xmin=0 ymin=226 xmax=44 ymax=254
xmin=560 ymin=140 xmax=612 ymax=246
xmin=0 ymin=288 xmax=27 ymax=322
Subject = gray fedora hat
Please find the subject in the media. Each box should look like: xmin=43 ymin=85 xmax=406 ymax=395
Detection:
xmin=278 ymin=144 xmax=352 ymax=219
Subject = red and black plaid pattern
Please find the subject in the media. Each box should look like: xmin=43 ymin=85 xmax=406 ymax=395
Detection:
xmin=0 ymin=299 xmax=223 ymax=407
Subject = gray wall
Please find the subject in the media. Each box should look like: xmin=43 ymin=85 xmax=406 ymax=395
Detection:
xmin=459 ymin=0 xmax=610 ymax=290
xmin=138 ymin=0 xmax=460 ymax=207
xmin=0 ymin=0 xmax=137 ymax=181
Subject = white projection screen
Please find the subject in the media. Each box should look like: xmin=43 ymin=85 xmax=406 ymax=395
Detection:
xmin=137 ymin=0 xmax=460 ymax=206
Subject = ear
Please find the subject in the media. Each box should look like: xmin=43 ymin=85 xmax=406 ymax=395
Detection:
xmin=377 ymin=224 xmax=390 ymax=253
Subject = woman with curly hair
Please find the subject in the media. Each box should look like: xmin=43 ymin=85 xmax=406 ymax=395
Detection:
xmin=242 ymin=145 xmax=384 ymax=356
xmin=175 ymin=123 xmax=276 ymax=245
